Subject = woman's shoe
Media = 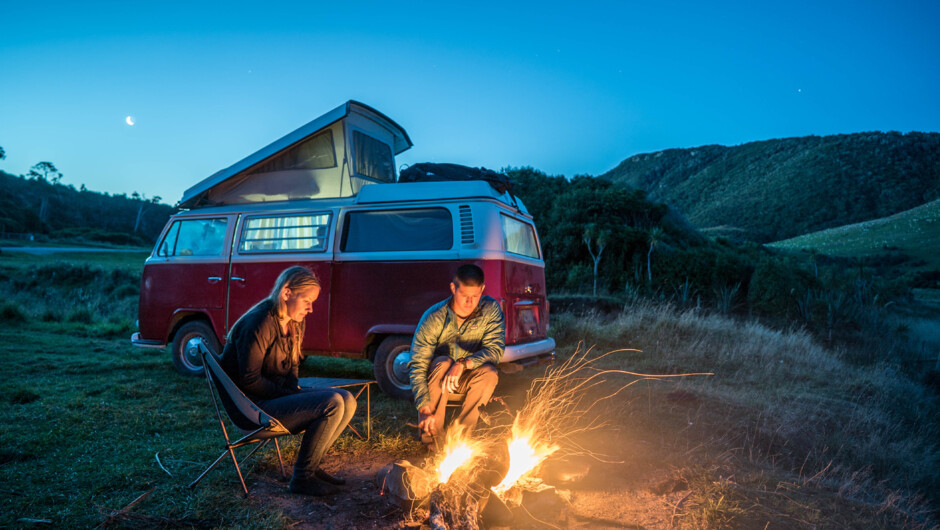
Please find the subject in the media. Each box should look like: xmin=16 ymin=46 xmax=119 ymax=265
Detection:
xmin=289 ymin=474 xmax=339 ymax=496
xmin=314 ymin=467 xmax=346 ymax=486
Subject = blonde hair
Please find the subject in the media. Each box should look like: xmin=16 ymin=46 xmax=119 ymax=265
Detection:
xmin=266 ymin=265 xmax=321 ymax=317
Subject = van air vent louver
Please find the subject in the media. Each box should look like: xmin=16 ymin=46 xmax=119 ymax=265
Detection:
xmin=459 ymin=205 xmax=474 ymax=245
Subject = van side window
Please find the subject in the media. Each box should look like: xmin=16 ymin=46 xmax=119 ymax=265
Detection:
xmin=353 ymin=131 xmax=394 ymax=183
xmin=239 ymin=214 xmax=331 ymax=253
xmin=158 ymin=218 xmax=228 ymax=257
xmin=500 ymin=215 xmax=540 ymax=259
xmin=249 ymin=129 xmax=336 ymax=173
xmin=342 ymin=208 xmax=453 ymax=252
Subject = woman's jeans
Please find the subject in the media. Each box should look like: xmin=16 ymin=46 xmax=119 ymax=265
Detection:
xmin=258 ymin=388 xmax=356 ymax=477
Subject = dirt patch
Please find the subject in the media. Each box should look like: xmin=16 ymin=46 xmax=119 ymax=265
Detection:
xmin=249 ymin=451 xmax=410 ymax=529
xmin=246 ymin=427 xmax=684 ymax=528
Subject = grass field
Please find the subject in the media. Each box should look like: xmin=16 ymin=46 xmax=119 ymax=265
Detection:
xmin=769 ymin=198 xmax=940 ymax=270
xmin=1 ymin=249 xmax=938 ymax=528
xmin=0 ymin=321 xmax=424 ymax=528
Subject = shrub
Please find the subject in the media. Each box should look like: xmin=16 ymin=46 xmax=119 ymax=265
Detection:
xmin=67 ymin=307 xmax=95 ymax=324
xmin=0 ymin=302 xmax=25 ymax=321
xmin=547 ymin=293 xmax=623 ymax=316
xmin=747 ymin=256 xmax=818 ymax=317
xmin=11 ymin=389 xmax=40 ymax=405
xmin=111 ymin=284 xmax=139 ymax=298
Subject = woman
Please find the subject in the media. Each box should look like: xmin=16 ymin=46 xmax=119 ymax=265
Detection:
xmin=219 ymin=266 xmax=356 ymax=496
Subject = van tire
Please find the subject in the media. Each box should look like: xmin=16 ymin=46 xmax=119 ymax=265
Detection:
xmin=171 ymin=320 xmax=221 ymax=377
xmin=374 ymin=335 xmax=413 ymax=400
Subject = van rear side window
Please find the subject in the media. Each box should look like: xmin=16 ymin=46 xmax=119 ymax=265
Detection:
xmin=342 ymin=208 xmax=453 ymax=252
xmin=501 ymin=214 xmax=540 ymax=259
xmin=353 ymin=131 xmax=394 ymax=183
xmin=158 ymin=218 xmax=228 ymax=257
xmin=239 ymin=214 xmax=331 ymax=253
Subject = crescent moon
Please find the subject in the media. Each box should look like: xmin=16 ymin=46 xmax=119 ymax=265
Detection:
xmin=125 ymin=116 xmax=135 ymax=126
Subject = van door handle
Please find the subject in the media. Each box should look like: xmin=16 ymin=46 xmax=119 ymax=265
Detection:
xmin=207 ymin=276 xmax=222 ymax=283
xmin=231 ymin=276 xmax=246 ymax=282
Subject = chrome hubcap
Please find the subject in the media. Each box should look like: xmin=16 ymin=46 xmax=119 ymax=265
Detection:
xmin=391 ymin=349 xmax=412 ymax=389
xmin=183 ymin=336 xmax=205 ymax=369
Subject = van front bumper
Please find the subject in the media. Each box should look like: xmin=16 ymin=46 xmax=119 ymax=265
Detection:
xmin=131 ymin=332 xmax=166 ymax=349
xmin=499 ymin=338 xmax=556 ymax=370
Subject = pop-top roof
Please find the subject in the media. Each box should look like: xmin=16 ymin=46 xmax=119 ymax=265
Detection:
xmin=178 ymin=100 xmax=412 ymax=209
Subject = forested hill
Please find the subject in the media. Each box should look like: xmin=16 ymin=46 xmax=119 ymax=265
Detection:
xmin=0 ymin=170 xmax=176 ymax=245
xmin=600 ymin=131 xmax=940 ymax=242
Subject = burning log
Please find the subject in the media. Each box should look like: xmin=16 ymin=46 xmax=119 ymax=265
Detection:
xmin=429 ymin=488 xmax=481 ymax=530
xmin=511 ymin=476 xmax=570 ymax=509
xmin=422 ymin=432 xmax=511 ymax=529
xmin=376 ymin=460 xmax=435 ymax=510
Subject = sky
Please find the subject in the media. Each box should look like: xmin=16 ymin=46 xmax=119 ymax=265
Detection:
xmin=1 ymin=0 xmax=938 ymax=205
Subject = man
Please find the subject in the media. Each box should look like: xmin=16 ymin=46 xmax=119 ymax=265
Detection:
xmin=408 ymin=264 xmax=505 ymax=449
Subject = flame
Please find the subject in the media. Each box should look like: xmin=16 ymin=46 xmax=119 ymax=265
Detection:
xmin=431 ymin=426 xmax=484 ymax=484
xmin=494 ymin=433 xmax=558 ymax=494
xmin=437 ymin=441 xmax=474 ymax=483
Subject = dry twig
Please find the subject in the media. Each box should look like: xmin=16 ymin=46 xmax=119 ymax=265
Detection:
xmin=671 ymin=490 xmax=694 ymax=527
xmin=155 ymin=451 xmax=172 ymax=476
xmin=97 ymin=488 xmax=155 ymax=528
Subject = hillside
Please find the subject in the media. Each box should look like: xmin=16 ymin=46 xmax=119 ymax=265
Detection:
xmin=600 ymin=131 xmax=940 ymax=242
xmin=770 ymin=197 xmax=940 ymax=270
xmin=0 ymin=170 xmax=176 ymax=245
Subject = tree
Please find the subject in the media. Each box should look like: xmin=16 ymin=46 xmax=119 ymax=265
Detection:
xmin=583 ymin=224 xmax=609 ymax=296
xmin=133 ymin=193 xmax=163 ymax=233
xmin=28 ymin=161 xmax=62 ymax=184
xmin=27 ymin=162 xmax=64 ymax=223
xmin=0 ymin=146 xmax=5 ymax=160
xmin=646 ymin=227 xmax=665 ymax=283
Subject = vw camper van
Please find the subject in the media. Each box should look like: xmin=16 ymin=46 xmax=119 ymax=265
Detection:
xmin=131 ymin=101 xmax=554 ymax=398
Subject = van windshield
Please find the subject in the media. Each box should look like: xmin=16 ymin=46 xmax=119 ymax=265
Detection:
xmin=158 ymin=218 xmax=228 ymax=257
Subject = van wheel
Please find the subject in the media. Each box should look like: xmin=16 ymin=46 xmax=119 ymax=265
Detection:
xmin=171 ymin=321 xmax=221 ymax=377
xmin=373 ymin=335 xmax=413 ymax=400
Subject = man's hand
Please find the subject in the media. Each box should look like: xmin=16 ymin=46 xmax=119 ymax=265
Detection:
xmin=443 ymin=359 xmax=466 ymax=393
xmin=418 ymin=406 xmax=437 ymax=437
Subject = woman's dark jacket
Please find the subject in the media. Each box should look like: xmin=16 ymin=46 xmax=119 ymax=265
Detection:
xmin=219 ymin=300 xmax=304 ymax=402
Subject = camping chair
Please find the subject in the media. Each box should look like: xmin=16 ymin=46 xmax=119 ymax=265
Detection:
xmin=298 ymin=377 xmax=375 ymax=440
xmin=188 ymin=342 xmax=293 ymax=497
xmin=445 ymin=392 xmax=466 ymax=421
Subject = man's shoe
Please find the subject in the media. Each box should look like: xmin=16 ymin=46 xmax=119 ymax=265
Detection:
xmin=315 ymin=468 xmax=346 ymax=486
xmin=289 ymin=474 xmax=339 ymax=496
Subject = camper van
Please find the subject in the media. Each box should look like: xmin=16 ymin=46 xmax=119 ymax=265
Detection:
xmin=131 ymin=101 xmax=554 ymax=398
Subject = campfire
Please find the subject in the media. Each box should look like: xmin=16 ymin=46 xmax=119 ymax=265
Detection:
xmin=378 ymin=345 xmax=713 ymax=529
xmin=435 ymin=431 xmax=480 ymax=485
xmin=493 ymin=432 xmax=558 ymax=495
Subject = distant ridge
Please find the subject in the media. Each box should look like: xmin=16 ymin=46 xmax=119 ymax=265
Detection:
xmin=0 ymin=170 xmax=175 ymax=245
xmin=600 ymin=131 xmax=940 ymax=242
xmin=770 ymin=198 xmax=940 ymax=270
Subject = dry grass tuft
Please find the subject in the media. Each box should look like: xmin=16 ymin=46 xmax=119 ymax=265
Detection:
xmin=551 ymin=298 xmax=940 ymax=527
